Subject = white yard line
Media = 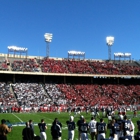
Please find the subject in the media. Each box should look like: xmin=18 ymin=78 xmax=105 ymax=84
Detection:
xmin=12 ymin=113 xmax=23 ymax=122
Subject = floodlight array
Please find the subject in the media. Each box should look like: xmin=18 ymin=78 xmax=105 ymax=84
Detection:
xmin=68 ymin=50 xmax=85 ymax=55
xmin=114 ymin=52 xmax=131 ymax=57
xmin=106 ymin=36 xmax=114 ymax=46
xmin=44 ymin=33 xmax=53 ymax=43
xmin=124 ymin=53 xmax=131 ymax=56
xmin=8 ymin=46 xmax=28 ymax=52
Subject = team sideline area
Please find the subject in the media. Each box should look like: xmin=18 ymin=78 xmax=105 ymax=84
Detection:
xmin=0 ymin=111 xmax=140 ymax=140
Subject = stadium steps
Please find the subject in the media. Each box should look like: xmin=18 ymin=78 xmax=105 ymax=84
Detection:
xmin=5 ymin=56 xmax=12 ymax=71
xmin=34 ymin=58 xmax=42 ymax=72
xmin=41 ymin=83 xmax=53 ymax=101
xmin=9 ymin=84 xmax=19 ymax=106
xmin=135 ymin=61 xmax=140 ymax=67
xmin=8 ymin=65 xmax=11 ymax=71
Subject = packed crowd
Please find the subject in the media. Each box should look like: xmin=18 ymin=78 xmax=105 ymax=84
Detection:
xmin=0 ymin=81 xmax=140 ymax=113
xmin=1 ymin=57 xmax=140 ymax=75
xmin=11 ymin=58 xmax=40 ymax=72
xmin=12 ymin=82 xmax=51 ymax=107
xmin=39 ymin=58 xmax=140 ymax=75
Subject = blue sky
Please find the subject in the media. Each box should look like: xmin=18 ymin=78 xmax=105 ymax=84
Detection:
xmin=0 ymin=0 xmax=140 ymax=60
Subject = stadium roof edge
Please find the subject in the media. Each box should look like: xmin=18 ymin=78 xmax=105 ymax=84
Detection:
xmin=0 ymin=53 xmax=105 ymax=61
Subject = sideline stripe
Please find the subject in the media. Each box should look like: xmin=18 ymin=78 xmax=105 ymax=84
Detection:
xmin=12 ymin=113 xmax=23 ymax=122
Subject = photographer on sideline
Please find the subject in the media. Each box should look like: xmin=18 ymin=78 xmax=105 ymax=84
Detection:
xmin=0 ymin=119 xmax=11 ymax=140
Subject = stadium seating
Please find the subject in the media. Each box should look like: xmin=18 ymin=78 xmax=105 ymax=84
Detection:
xmin=0 ymin=56 xmax=139 ymax=75
xmin=39 ymin=58 xmax=69 ymax=73
xmin=0 ymin=82 xmax=18 ymax=107
xmin=11 ymin=82 xmax=51 ymax=109
xmin=37 ymin=58 xmax=140 ymax=75
xmin=57 ymin=83 xmax=140 ymax=107
xmin=62 ymin=59 xmax=94 ymax=74
xmin=0 ymin=80 xmax=140 ymax=112
xmin=44 ymin=83 xmax=67 ymax=105
xmin=0 ymin=59 xmax=9 ymax=71
xmin=0 ymin=56 xmax=140 ymax=112
xmin=11 ymin=58 xmax=40 ymax=72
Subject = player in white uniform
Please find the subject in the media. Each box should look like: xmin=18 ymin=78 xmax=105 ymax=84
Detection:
xmin=88 ymin=117 xmax=97 ymax=140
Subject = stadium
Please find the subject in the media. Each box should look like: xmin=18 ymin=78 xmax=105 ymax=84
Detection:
xmin=0 ymin=45 xmax=140 ymax=140
xmin=0 ymin=44 xmax=140 ymax=111
xmin=1 ymin=1 xmax=140 ymax=140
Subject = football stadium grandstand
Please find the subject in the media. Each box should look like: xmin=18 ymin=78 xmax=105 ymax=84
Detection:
xmin=0 ymin=48 xmax=140 ymax=113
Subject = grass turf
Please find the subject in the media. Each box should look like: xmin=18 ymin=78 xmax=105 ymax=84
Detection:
xmin=0 ymin=111 xmax=140 ymax=140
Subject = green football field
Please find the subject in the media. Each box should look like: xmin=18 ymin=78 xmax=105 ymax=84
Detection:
xmin=0 ymin=111 xmax=140 ymax=140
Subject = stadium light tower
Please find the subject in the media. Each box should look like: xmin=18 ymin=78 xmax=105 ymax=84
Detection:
xmin=44 ymin=33 xmax=53 ymax=57
xmin=106 ymin=36 xmax=114 ymax=60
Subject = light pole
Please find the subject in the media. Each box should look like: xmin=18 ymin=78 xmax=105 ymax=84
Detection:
xmin=44 ymin=33 xmax=53 ymax=57
xmin=106 ymin=36 xmax=114 ymax=60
